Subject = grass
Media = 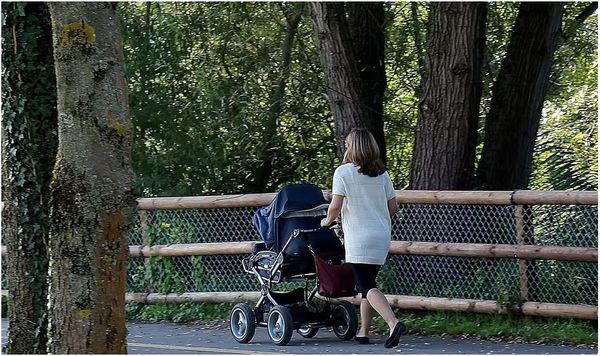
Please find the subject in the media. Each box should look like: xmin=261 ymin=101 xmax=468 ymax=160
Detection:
xmin=372 ymin=309 xmax=598 ymax=346
xmin=125 ymin=302 xmax=233 ymax=323
xmin=126 ymin=302 xmax=598 ymax=347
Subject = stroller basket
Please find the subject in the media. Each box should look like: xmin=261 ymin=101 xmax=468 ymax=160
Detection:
xmin=313 ymin=254 xmax=356 ymax=298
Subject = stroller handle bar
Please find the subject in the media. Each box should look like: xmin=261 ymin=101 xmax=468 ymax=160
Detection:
xmin=292 ymin=222 xmax=338 ymax=236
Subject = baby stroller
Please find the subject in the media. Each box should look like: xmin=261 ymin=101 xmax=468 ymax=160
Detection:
xmin=229 ymin=184 xmax=358 ymax=346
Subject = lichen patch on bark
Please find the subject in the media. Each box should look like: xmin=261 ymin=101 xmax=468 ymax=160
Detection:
xmin=59 ymin=21 xmax=96 ymax=47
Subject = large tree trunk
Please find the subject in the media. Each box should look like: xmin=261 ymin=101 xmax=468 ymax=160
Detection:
xmin=346 ymin=2 xmax=387 ymax=162
xmin=310 ymin=2 xmax=387 ymax=162
xmin=1 ymin=2 xmax=57 ymax=353
xmin=409 ymin=2 xmax=486 ymax=190
xmin=404 ymin=2 xmax=486 ymax=295
xmin=477 ymin=2 xmax=565 ymax=190
xmin=47 ymin=3 xmax=135 ymax=353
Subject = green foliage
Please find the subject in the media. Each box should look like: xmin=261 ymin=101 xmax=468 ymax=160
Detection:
xmin=118 ymin=2 xmax=596 ymax=195
xmin=535 ymin=260 xmax=597 ymax=305
xmin=1 ymin=2 xmax=57 ymax=238
xmin=377 ymin=261 xmax=401 ymax=293
xmin=120 ymin=3 xmax=335 ymax=196
xmin=128 ymin=211 xmax=207 ymax=293
xmin=531 ymin=2 xmax=598 ymax=190
xmin=383 ymin=3 xmax=428 ymax=188
xmin=532 ymin=87 xmax=597 ymax=190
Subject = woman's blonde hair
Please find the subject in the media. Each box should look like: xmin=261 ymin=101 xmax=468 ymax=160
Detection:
xmin=343 ymin=128 xmax=385 ymax=177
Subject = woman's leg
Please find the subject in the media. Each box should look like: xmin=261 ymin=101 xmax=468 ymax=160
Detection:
xmin=353 ymin=264 xmax=395 ymax=336
xmin=365 ymin=288 xmax=399 ymax=335
xmin=356 ymin=298 xmax=374 ymax=337
xmin=352 ymin=264 xmax=376 ymax=339
xmin=352 ymin=263 xmax=406 ymax=347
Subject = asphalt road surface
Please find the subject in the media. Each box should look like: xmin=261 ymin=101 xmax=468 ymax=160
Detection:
xmin=1 ymin=319 xmax=596 ymax=354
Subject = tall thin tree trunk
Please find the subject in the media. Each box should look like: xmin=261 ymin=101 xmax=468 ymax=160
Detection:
xmin=477 ymin=2 xmax=565 ymax=190
xmin=250 ymin=3 xmax=304 ymax=192
xmin=411 ymin=2 xmax=425 ymax=97
xmin=310 ymin=2 xmax=387 ymax=161
xmin=1 ymin=2 xmax=57 ymax=353
xmin=409 ymin=2 xmax=486 ymax=190
xmin=47 ymin=3 xmax=135 ymax=353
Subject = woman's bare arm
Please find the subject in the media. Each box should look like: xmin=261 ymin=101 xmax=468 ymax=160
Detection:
xmin=388 ymin=197 xmax=398 ymax=217
xmin=321 ymin=194 xmax=344 ymax=227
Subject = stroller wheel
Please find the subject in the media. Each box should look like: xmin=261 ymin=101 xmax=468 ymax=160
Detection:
xmin=297 ymin=325 xmax=319 ymax=338
xmin=267 ymin=305 xmax=293 ymax=346
xmin=331 ymin=300 xmax=358 ymax=341
xmin=230 ymin=303 xmax=256 ymax=343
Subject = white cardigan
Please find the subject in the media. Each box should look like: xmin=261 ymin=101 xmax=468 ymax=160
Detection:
xmin=331 ymin=163 xmax=395 ymax=265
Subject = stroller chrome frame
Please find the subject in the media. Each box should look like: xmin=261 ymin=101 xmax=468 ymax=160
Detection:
xmin=231 ymin=206 xmax=358 ymax=346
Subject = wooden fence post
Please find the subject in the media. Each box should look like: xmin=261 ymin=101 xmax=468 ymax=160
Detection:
xmin=515 ymin=204 xmax=539 ymax=303
xmin=139 ymin=210 xmax=154 ymax=293
xmin=515 ymin=205 xmax=529 ymax=302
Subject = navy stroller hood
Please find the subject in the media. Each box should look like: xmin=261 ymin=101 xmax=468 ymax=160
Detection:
xmin=253 ymin=184 xmax=328 ymax=248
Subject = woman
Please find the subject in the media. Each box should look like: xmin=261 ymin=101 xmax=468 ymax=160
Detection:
xmin=320 ymin=128 xmax=407 ymax=348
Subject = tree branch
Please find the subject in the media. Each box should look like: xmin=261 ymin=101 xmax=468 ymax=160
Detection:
xmin=558 ymin=2 xmax=597 ymax=46
xmin=574 ymin=2 xmax=598 ymax=22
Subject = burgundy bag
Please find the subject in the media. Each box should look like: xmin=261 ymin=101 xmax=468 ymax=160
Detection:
xmin=314 ymin=254 xmax=357 ymax=298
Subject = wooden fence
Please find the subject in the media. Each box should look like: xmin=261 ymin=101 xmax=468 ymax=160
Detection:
xmin=2 ymin=190 xmax=598 ymax=320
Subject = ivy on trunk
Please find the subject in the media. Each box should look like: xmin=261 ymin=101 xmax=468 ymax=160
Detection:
xmin=1 ymin=2 xmax=57 ymax=353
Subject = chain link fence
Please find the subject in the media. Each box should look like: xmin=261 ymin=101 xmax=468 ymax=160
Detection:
xmin=127 ymin=202 xmax=598 ymax=307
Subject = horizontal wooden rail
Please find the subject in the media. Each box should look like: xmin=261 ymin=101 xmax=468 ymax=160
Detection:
xmin=3 ymin=241 xmax=596 ymax=261
xmin=136 ymin=190 xmax=598 ymax=210
xmin=395 ymin=190 xmax=598 ymax=205
xmin=512 ymin=190 xmax=597 ymax=205
xmin=129 ymin=242 xmax=255 ymax=257
xmin=126 ymin=241 xmax=596 ymax=262
xmin=137 ymin=193 xmax=277 ymax=210
xmin=2 ymin=289 xmax=594 ymax=320
xmin=126 ymin=291 xmax=261 ymax=304
xmin=388 ymin=241 xmax=598 ymax=262
xmin=122 ymin=291 xmax=597 ymax=320
xmin=395 ymin=191 xmax=513 ymax=205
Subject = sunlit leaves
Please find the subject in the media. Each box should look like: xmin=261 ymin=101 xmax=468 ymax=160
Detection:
xmin=119 ymin=2 xmax=596 ymax=195
xmin=531 ymin=2 xmax=598 ymax=190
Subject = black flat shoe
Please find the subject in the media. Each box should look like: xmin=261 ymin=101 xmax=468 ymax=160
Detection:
xmin=384 ymin=322 xmax=407 ymax=348
xmin=354 ymin=336 xmax=370 ymax=344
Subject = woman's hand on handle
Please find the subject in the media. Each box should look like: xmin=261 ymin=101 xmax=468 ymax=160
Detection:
xmin=320 ymin=218 xmax=332 ymax=228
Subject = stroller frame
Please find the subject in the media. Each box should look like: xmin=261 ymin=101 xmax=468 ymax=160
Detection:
xmin=243 ymin=228 xmax=319 ymax=305
xmin=231 ymin=224 xmax=358 ymax=346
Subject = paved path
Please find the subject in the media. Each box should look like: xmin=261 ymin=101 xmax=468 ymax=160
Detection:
xmin=125 ymin=321 xmax=596 ymax=354
xmin=2 ymin=319 xmax=596 ymax=354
